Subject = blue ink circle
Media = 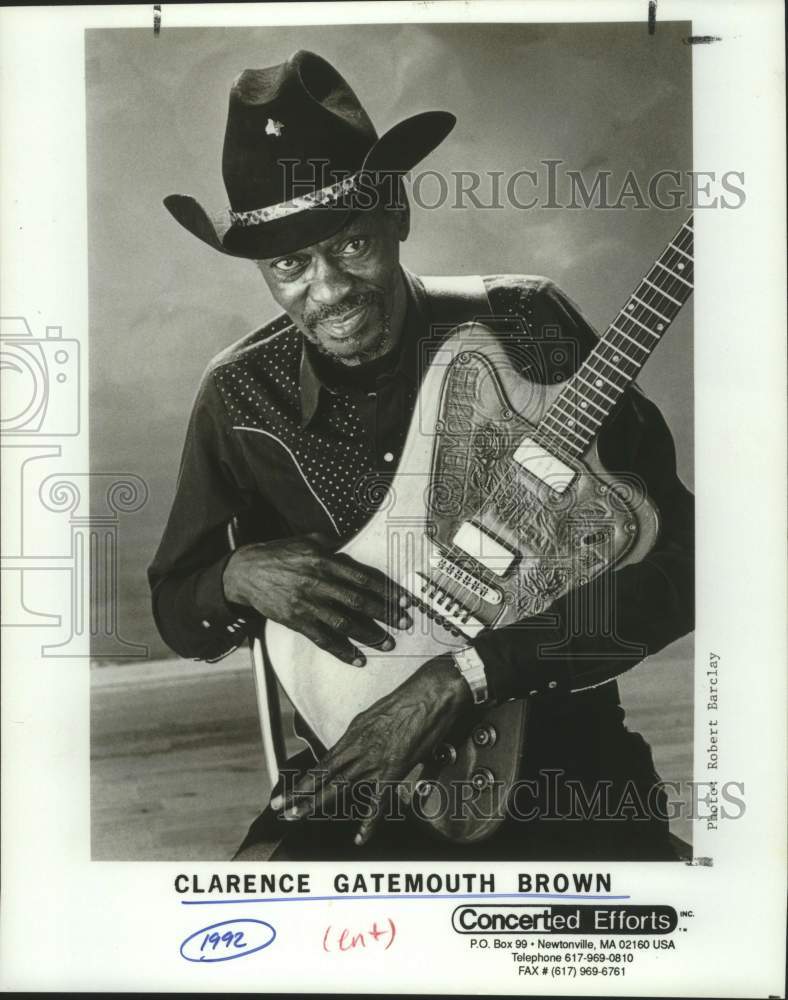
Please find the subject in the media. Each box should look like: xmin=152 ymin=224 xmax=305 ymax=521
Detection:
xmin=180 ymin=918 xmax=276 ymax=963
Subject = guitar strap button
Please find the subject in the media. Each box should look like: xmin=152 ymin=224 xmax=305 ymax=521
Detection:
xmin=472 ymin=724 xmax=497 ymax=748
xmin=471 ymin=767 xmax=495 ymax=791
xmin=433 ymin=742 xmax=457 ymax=766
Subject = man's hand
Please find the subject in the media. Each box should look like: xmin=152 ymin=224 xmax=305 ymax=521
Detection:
xmin=222 ymin=533 xmax=411 ymax=666
xmin=270 ymin=654 xmax=473 ymax=845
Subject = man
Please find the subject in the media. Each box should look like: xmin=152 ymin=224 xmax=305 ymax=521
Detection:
xmin=150 ymin=50 xmax=694 ymax=861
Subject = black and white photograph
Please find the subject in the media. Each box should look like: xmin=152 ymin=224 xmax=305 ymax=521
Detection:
xmin=88 ymin=20 xmax=695 ymax=863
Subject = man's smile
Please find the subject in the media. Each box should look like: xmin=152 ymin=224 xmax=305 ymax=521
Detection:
xmin=317 ymin=302 xmax=371 ymax=340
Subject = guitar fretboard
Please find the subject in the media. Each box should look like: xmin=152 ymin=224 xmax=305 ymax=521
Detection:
xmin=535 ymin=216 xmax=694 ymax=459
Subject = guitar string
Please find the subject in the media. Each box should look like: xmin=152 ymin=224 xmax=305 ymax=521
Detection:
xmin=466 ymin=218 xmax=693 ymax=579
xmin=540 ymin=281 xmax=693 ymax=446
xmin=523 ymin=220 xmax=694 ymax=457
xmin=521 ymin=220 xmax=693 ymax=466
xmin=423 ymin=218 xmax=693 ymax=629
xmin=546 ymin=221 xmax=693 ymax=444
xmin=535 ymin=219 xmax=693 ymax=456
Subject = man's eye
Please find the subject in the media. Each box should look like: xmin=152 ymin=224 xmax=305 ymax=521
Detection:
xmin=338 ymin=238 xmax=367 ymax=256
xmin=272 ymin=257 xmax=303 ymax=273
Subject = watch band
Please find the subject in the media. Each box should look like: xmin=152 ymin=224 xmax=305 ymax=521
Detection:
xmin=451 ymin=646 xmax=489 ymax=705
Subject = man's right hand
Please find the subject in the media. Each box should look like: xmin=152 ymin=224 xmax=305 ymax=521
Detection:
xmin=222 ymin=533 xmax=411 ymax=667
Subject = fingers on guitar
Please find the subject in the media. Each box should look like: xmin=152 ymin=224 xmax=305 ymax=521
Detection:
xmin=307 ymin=597 xmax=393 ymax=656
xmin=302 ymin=621 xmax=366 ymax=667
xmin=328 ymin=585 xmax=409 ymax=633
xmin=331 ymin=554 xmax=412 ymax=616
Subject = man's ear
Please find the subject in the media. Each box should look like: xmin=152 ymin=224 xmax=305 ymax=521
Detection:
xmin=397 ymin=203 xmax=411 ymax=242
xmin=381 ymin=174 xmax=410 ymax=241
xmin=395 ymin=194 xmax=411 ymax=242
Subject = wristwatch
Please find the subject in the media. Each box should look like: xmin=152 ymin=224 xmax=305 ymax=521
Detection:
xmin=451 ymin=646 xmax=489 ymax=705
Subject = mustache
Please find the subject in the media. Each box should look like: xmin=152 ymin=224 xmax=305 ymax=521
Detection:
xmin=304 ymin=290 xmax=382 ymax=331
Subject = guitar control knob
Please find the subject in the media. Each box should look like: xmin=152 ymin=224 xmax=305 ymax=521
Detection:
xmin=433 ymin=742 xmax=457 ymax=766
xmin=472 ymin=724 xmax=497 ymax=748
xmin=414 ymin=779 xmax=434 ymax=799
xmin=471 ymin=767 xmax=495 ymax=791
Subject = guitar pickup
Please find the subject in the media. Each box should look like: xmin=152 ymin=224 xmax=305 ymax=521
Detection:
xmin=513 ymin=437 xmax=576 ymax=494
xmin=451 ymin=522 xmax=515 ymax=577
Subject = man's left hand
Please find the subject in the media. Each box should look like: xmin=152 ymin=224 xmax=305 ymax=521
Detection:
xmin=270 ymin=654 xmax=473 ymax=846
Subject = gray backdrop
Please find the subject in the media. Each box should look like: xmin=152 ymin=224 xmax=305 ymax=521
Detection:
xmin=86 ymin=22 xmax=692 ymax=661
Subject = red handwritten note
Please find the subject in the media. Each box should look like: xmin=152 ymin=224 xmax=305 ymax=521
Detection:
xmin=323 ymin=918 xmax=396 ymax=953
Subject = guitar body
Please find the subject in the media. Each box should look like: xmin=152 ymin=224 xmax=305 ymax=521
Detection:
xmin=265 ymin=322 xmax=660 ymax=842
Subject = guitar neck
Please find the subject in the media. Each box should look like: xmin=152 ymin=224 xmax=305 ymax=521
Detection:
xmin=535 ymin=215 xmax=694 ymax=459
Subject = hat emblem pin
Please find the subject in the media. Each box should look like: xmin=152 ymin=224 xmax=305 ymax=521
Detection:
xmin=265 ymin=118 xmax=284 ymax=137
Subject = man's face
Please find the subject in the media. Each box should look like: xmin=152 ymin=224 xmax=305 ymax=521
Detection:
xmin=257 ymin=207 xmax=408 ymax=366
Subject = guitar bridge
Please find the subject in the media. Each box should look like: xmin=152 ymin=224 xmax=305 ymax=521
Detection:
xmin=430 ymin=553 xmax=502 ymax=605
xmin=414 ymin=572 xmax=485 ymax=638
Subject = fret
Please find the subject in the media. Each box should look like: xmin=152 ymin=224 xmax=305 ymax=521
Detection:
xmin=586 ymin=362 xmax=628 ymax=396
xmin=562 ymin=385 xmax=607 ymax=418
xmin=577 ymin=372 xmax=618 ymax=406
xmin=536 ymin=424 xmax=580 ymax=458
xmin=546 ymin=418 xmax=590 ymax=445
xmin=654 ymin=259 xmax=693 ymax=288
xmin=610 ymin=323 xmax=650 ymax=353
xmin=545 ymin=407 xmax=597 ymax=441
xmin=554 ymin=395 xmax=601 ymax=428
xmin=534 ymin=215 xmax=693 ymax=452
xmin=643 ymin=277 xmax=682 ymax=306
xmin=542 ymin=414 xmax=587 ymax=447
xmin=584 ymin=361 xmax=625 ymax=391
xmin=630 ymin=294 xmax=670 ymax=324
xmin=595 ymin=352 xmax=634 ymax=380
xmin=616 ymin=313 xmax=659 ymax=339
xmin=668 ymin=240 xmax=692 ymax=261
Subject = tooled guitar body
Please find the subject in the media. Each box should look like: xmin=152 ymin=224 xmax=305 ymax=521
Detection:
xmin=265 ymin=323 xmax=660 ymax=843
xmin=265 ymin=218 xmax=693 ymax=843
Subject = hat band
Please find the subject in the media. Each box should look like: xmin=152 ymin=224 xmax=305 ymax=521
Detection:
xmin=229 ymin=173 xmax=360 ymax=227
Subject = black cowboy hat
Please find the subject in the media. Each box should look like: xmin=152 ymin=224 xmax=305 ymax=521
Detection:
xmin=164 ymin=49 xmax=455 ymax=259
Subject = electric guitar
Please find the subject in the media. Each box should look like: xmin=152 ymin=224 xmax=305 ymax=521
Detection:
xmin=264 ymin=216 xmax=694 ymax=842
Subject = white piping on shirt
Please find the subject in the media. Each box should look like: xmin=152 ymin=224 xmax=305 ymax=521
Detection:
xmin=232 ymin=425 xmax=340 ymax=535
xmin=258 ymin=321 xmax=294 ymax=344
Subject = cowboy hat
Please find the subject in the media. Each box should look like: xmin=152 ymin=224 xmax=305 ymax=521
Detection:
xmin=164 ymin=49 xmax=455 ymax=259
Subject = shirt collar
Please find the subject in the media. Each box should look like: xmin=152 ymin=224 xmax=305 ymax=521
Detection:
xmin=298 ymin=267 xmax=427 ymax=428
